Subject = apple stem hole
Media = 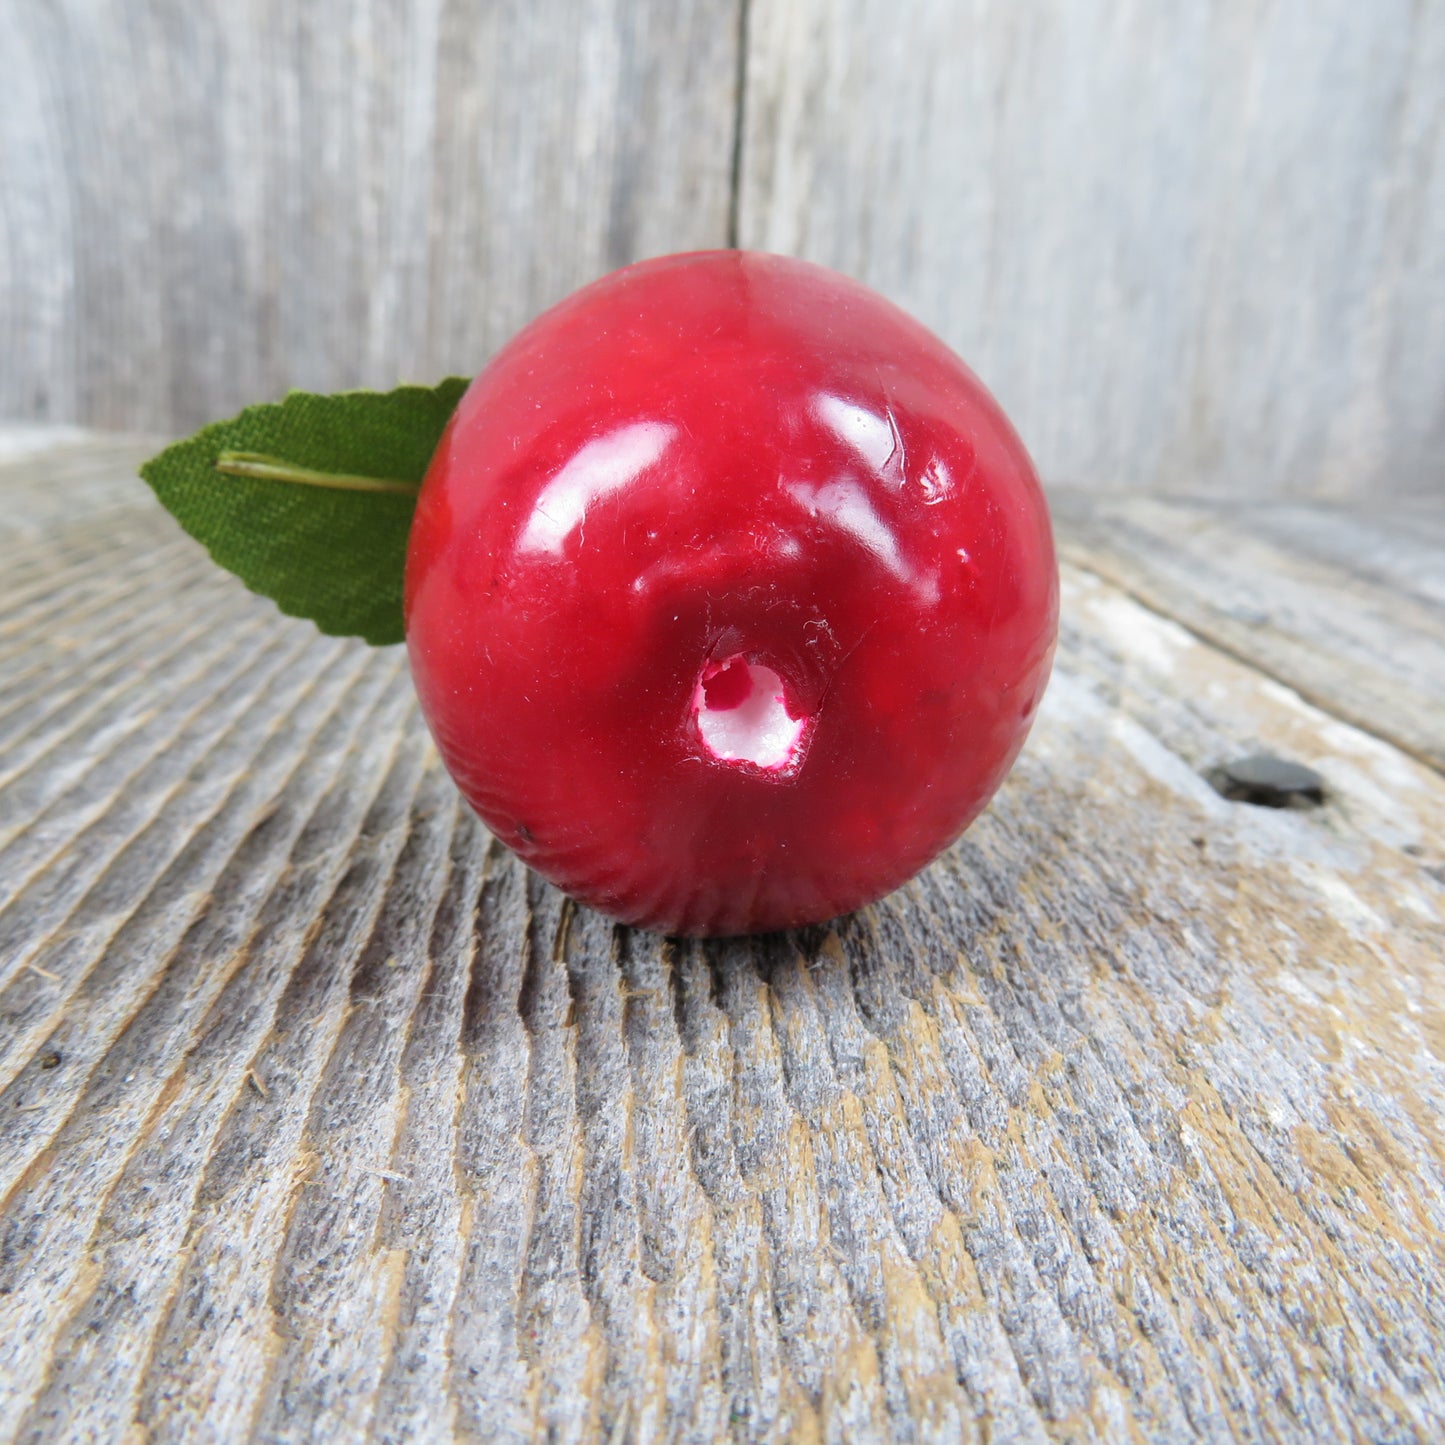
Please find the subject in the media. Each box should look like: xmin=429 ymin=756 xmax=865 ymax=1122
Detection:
xmin=693 ymin=657 xmax=806 ymax=771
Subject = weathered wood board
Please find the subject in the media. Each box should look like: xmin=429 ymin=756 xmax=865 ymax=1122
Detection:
xmin=1049 ymin=490 xmax=1445 ymax=774
xmin=2 ymin=432 xmax=1444 ymax=1442
xmin=739 ymin=0 xmax=1445 ymax=500
xmin=5 ymin=1 xmax=1444 ymax=501
xmin=0 ymin=0 xmax=739 ymax=432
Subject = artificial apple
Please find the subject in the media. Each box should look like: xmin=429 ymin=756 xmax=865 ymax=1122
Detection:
xmin=404 ymin=251 xmax=1057 ymax=936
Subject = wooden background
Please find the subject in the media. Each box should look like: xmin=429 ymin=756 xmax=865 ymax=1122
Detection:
xmin=3 ymin=0 xmax=1442 ymax=499
xmin=3 ymin=435 xmax=1444 ymax=1444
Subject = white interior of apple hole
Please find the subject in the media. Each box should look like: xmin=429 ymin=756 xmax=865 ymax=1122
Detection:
xmin=693 ymin=657 xmax=807 ymax=771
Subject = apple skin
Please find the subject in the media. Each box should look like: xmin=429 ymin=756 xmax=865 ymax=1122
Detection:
xmin=404 ymin=251 xmax=1057 ymax=936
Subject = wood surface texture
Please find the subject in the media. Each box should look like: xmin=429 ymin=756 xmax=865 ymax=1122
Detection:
xmin=739 ymin=0 xmax=1445 ymax=501
xmin=4 ymin=1 xmax=1443 ymax=500
xmin=0 ymin=0 xmax=739 ymax=432
xmin=1049 ymin=491 xmax=1445 ymax=775
xmin=2 ymin=431 xmax=1443 ymax=1443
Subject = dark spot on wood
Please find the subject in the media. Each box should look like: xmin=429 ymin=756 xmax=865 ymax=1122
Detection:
xmin=516 ymin=899 xmax=547 ymax=1036
xmin=39 ymin=1052 xmax=62 ymax=1070
xmin=1206 ymin=754 xmax=1326 ymax=809
xmin=790 ymin=923 xmax=831 ymax=970
xmin=749 ymin=931 xmax=794 ymax=988
xmin=701 ymin=936 xmax=759 ymax=1009
xmin=663 ymin=940 xmax=691 ymax=1045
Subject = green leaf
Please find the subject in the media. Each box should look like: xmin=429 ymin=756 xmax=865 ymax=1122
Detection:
xmin=139 ymin=378 xmax=470 ymax=645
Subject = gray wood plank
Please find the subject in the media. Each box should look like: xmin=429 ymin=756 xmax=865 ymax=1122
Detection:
xmin=1051 ymin=488 xmax=1445 ymax=774
xmin=2 ymin=437 xmax=1445 ymax=1442
xmin=739 ymin=0 xmax=1445 ymax=501
xmin=0 ymin=0 xmax=740 ymax=434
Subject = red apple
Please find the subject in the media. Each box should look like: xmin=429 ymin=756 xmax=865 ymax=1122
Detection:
xmin=404 ymin=251 xmax=1057 ymax=936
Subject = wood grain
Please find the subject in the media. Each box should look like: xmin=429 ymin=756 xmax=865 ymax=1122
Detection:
xmin=1050 ymin=489 xmax=1445 ymax=775
xmin=2 ymin=432 xmax=1443 ymax=1441
xmin=739 ymin=0 xmax=1445 ymax=500
xmin=6 ymin=4 xmax=1444 ymax=505
xmin=0 ymin=0 xmax=739 ymax=433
